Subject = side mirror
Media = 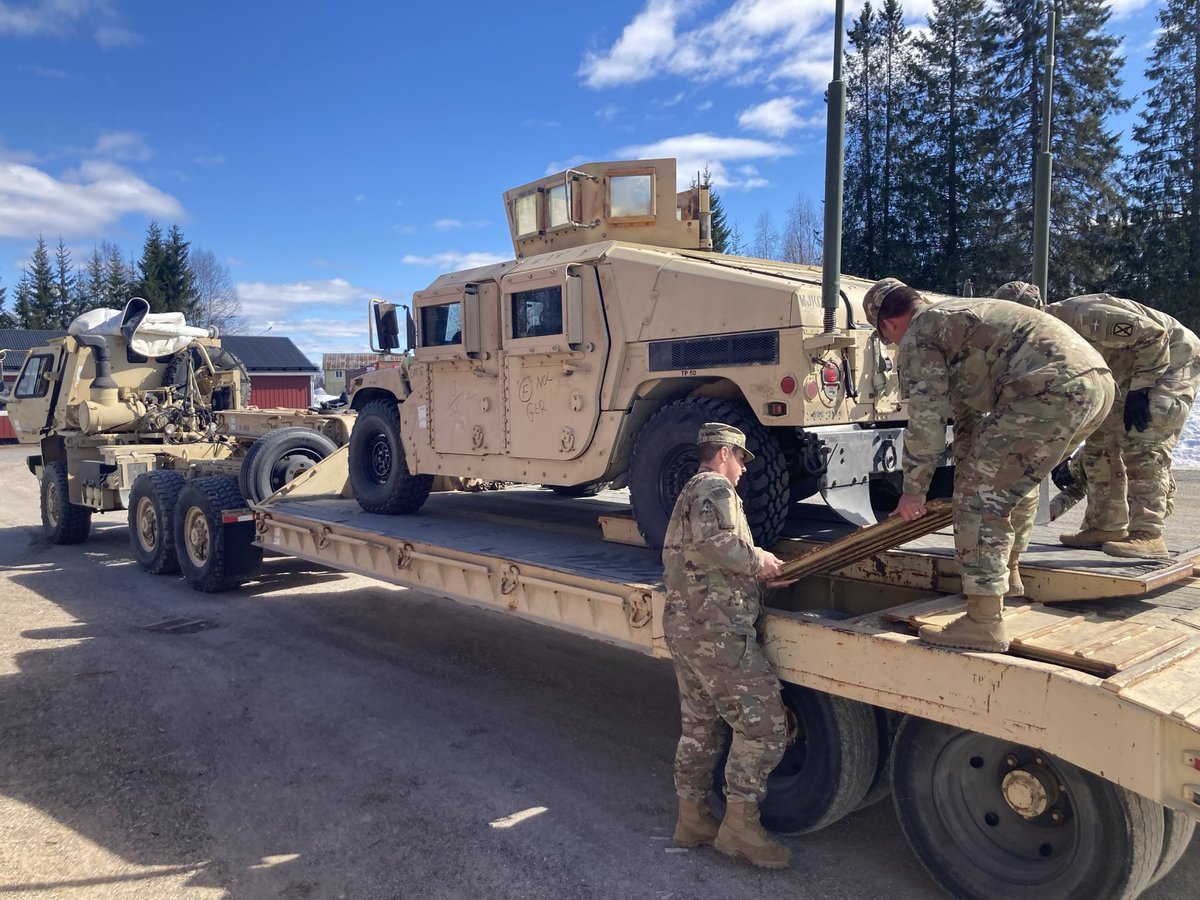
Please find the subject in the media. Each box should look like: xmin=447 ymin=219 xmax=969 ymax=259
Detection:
xmin=371 ymin=299 xmax=401 ymax=352
xmin=405 ymin=307 xmax=416 ymax=352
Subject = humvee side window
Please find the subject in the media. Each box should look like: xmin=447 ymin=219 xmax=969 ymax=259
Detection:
xmin=610 ymin=173 xmax=654 ymax=219
xmin=419 ymin=302 xmax=464 ymax=347
xmin=547 ymin=182 xmax=570 ymax=229
xmin=513 ymin=192 xmax=540 ymax=237
xmin=14 ymin=353 xmax=54 ymax=399
xmin=511 ymin=287 xmax=563 ymax=339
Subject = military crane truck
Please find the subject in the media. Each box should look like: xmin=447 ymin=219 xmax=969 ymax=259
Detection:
xmin=3 ymin=298 xmax=352 ymax=585
xmin=345 ymin=158 xmax=953 ymax=549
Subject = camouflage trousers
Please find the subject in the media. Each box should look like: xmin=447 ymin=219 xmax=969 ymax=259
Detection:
xmin=1051 ymin=447 xmax=1179 ymax=524
xmin=953 ymin=369 xmax=1115 ymax=596
xmin=664 ymin=612 xmax=787 ymax=803
xmin=1077 ymin=384 xmax=1196 ymax=537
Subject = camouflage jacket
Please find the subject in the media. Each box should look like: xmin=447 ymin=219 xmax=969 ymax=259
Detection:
xmin=1047 ymin=295 xmax=1200 ymax=399
xmin=897 ymin=299 xmax=1108 ymax=494
xmin=662 ymin=470 xmax=765 ymax=638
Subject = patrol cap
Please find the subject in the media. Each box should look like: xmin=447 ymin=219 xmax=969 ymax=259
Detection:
xmin=697 ymin=422 xmax=755 ymax=462
xmin=862 ymin=277 xmax=907 ymax=333
xmin=994 ymin=281 xmax=1044 ymax=310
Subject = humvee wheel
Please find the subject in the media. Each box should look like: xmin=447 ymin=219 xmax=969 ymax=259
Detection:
xmin=128 ymin=470 xmax=186 ymax=574
xmin=547 ymin=481 xmax=611 ymax=498
xmin=714 ymin=684 xmax=878 ymax=835
xmin=629 ymin=397 xmax=788 ymax=549
xmin=349 ymin=398 xmax=433 ymax=515
xmin=240 ymin=427 xmax=339 ymax=504
xmin=174 ymin=476 xmax=261 ymax=592
xmin=40 ymin=460 xmax=92 ymax=545
xmin=890 ymin=716 xmax=1165 ymax=900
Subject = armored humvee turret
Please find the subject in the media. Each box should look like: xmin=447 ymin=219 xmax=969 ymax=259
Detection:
xmin=349 ymin=159 xmax=949 ymax=547
xmin=5 ymin=298 xmax=352 ymax=587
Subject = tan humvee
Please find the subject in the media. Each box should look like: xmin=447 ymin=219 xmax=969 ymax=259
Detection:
xmin=349 ymin=159 xmax=949 ymax=547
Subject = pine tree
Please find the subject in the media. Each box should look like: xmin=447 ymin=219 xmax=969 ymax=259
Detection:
xmin=14 ymin=268 xmax=35 ymax=329
xmin=23 ymin=236 xmax=58 ymax=330
xmin=162 ymin=224 xmax=198 ymax=317
xmin=1124 ymin=0 xmax=1199 ymax=326
xmin=53 ymin=237 xmax=79 ymax=327
xmin=0 ymin=271 xmax=12 ymax=329
xmin=976 ymin=0 xmax=1128 ymax=298
xmin=844 ymin=2 xmax=882 ymax=278
xmin=693 ymin=167 xmax=732 ymax=253
xmin=907 ymin=0 xmax=989 ymax=293
xmin=136 ymin=221 xmax=167 ymax=312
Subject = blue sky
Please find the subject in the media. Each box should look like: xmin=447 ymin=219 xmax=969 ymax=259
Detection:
xmin=0 ymin=0 xmax=1165 ymax=363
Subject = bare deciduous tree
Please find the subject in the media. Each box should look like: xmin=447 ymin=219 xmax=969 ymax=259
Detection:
xmin=752 ymin=210 xmax=779 ymax=260
xmin=780 ymin=194 xmax=823 ymax=265
xmin=190 ymin=248 xmax=245 ymax=334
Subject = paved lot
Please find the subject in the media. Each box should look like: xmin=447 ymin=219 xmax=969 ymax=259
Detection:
xmin=0 ymin=443 xmax=1197 ymax=899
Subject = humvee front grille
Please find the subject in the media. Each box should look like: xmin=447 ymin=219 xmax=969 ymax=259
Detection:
xmin=648 ymin=331 xmax=779 ymax=372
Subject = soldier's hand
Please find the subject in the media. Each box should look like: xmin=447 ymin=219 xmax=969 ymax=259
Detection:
xmin=758 ymin=551 xmax=785 ymax=579
xmin=890 ymin=492 xmax=927 ymax=521
xmin=1124 ymin=388 xmax=1151 ymax=433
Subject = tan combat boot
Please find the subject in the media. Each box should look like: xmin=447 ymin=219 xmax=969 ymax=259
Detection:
xmin=1005 ymin=565 xmax=1026 ymax=599
xmin=1059 ymin=528 xmax=1129 ymax=549
xmin=919 ymin=595 xmax=1010 ymax=652
xmin=1102 ymin=532 xmax=1170 ymax=560
xmin=713 ymin=798 xmax=791 ymax=869
xmin=673 ymin=797 xmax=720 ymax=848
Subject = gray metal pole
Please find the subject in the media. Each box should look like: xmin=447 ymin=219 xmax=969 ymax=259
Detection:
xmin=1032 ymin=10 xmax=1056 ymax=304
xmin=821 ymin=0 xmax=847 ymax=332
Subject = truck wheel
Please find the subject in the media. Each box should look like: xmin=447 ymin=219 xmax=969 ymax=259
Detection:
xmin=349 ymin=398 xmax=433 ymax=514
xmin=855 ymin=705 xmax=903 ymax=810
xmin=128 ymin=470 xmax=186 ymax=574
xmin=174 ymin=476 xmax=261 ymax=592
xmin=714 ymin=683 xmax=879 ymax=835
xmin=629 ymin=397 xmax=788 ymax=549
xmin=547 ymin=481 xmax=611 ymax=497
xmin=40 ymin=460 xmax=92 ymax=545
xmin=239 ymin=427 xmax=338 ymax=504
xmin=1148 ymin=808 xmax=1196 ymax=887
xmin=890 ymin=716 xmax=1164 ymax=900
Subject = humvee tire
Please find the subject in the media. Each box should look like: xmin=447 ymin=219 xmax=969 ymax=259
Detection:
xmin=175 ymin=476 xmax=261 ymax=592
xmin=128 ymin=470 xmax=186 ymax=574
xmin=240 ymin=427 xmax=338 ymax=504
xmin=40 ymin=460 xmax=92 ymax=545
xmin=548 ymin=481 xmax=611 ymax=498
xmin=349 ymin=399 xmax=433 ymax=515
xmin=890 ymin=716 xmax=1165 ymax=900
xmin=628 ymin=397 xmax=788 ymax=549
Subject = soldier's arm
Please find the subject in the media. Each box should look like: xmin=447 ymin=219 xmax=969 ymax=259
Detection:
xmin=689 ymin=483 xmax=765 ymax=575
xmin=1126 ymin=318 xmax=1170 ymax=392
xmin=898 ymin=338 xmax=951 ymax=496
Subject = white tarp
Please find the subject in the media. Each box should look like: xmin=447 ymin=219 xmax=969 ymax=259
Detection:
xmin=68 ymin=301 xmax=216 ymax=357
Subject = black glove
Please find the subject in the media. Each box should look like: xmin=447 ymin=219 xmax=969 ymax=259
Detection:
xmin=1051 ymin=458 xmax=1076 ymax=490
xmin=1123 ymin=388 xmax=1151 ymax=433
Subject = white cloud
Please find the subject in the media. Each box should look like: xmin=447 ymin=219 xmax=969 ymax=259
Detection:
xmin=1108 ymin=0 xmax=1155 ymax=18
xmin=616 ymin=132 xmax=792 ymax=189
xmin=195 ymin=154 xmax=227 ymax=167
xmin=579 ymin=0 xmax=686 ymax=89
xmin=401 ymin=251 xmax=509 ymax=270
xmin=432 ymin=218 xmax=490 ymax=230
xmin=91 ymin=131 xmax=152 ymax=162
xmin=0 ymin=158 xmax=184 ymax=238
xmin=234 ymin=278 xmax=369 ymax=327
xmin=0 ymin=0 xmax=140 ymax=47
xmin=738 ymin=97 xmax=813 ymax=137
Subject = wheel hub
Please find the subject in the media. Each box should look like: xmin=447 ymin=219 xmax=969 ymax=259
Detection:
xmin=137 ymin=497 xmax=158 ymax=549
xmin=1001 ymin=769 xmax=1052 ymax=819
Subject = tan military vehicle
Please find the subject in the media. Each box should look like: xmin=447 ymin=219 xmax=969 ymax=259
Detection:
xmin=3 ymin=298 xmax=352 ymax=586
xmin=349 ymin=159 xmax=947 ymax=547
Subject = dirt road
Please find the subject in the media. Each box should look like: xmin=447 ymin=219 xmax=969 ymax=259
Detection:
xmin=0 ymin=443 xmax=1196 ymax=899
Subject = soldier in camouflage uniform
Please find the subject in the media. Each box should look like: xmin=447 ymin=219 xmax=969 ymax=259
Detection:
xmin=662 ymin=422 xmax=791 ymax=869
xmin=1047 ymin=294 xmax=1200 ymax=559
xmin=864 ymin=278 xmax=1114 ymax=652
xmin=1048 ymin=450 xmax=1179 ymax=525
xmin=993 ymin=280 xmax=1045 ymax=310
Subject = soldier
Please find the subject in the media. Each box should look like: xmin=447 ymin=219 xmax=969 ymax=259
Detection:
xmin=863 ymin=278 xmax=1114 ymax=652
xmin=1047 ymin=294 xmax=1200 ymax=559
xmin=993 ymin=280 xmax=1045 ymax=310
xmin=661 ymin=422 xmax=791 ymax=870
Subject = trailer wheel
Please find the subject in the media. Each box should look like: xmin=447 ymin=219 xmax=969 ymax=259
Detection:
xmin=855 ymin=705 xmax=903 ymax=810
xmin=40 ymin=460 xmax=92 ymax=545
xmin=547 ymin=480 xmax=611 ymax=497
xmin=714 ymin=684 xmax=878 ymax=835
xmin=629 ymin=397 xmax=789 ymax=549
xmin=239 ymin=427 xmax=338 ymax=504
xmin=175 ymin=476 xmax=261 ymax=592
xmin=349 ymin=398 xmax=433 ymax=514
xmin=1148 ymin=808 xmax=1196 ymax=888
xmin=128 ymin=470 xmax=186 ymax=574
xmin=890 ymin=716 xmax=1165 ymax=900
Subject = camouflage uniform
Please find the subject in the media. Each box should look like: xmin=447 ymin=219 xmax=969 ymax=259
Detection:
xmin=1047 ymin=295 xmax=1200 ymax=538
xmin=898 ymin=300 xmax=1115 ymax=595
xmin=662 ymin=470 xmax=787 ymax=804
xmin=993 ymin=281 xmax=1045 ymax=310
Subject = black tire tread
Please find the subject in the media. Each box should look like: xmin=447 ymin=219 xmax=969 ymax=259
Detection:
xmin=240 ymin=427 xmax=338 ymax=504
xmin=175 ymin=476 xmax=256 ymax=592
xmin=41 ymin=460 xmax=92 ymax=545
xmin=349 ymin=398 xmax=432 ymax=515
xmin=128 ymin=470 xmax=186 ymax=574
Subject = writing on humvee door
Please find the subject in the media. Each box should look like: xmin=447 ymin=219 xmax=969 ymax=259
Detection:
xmin=501 ymin=265 xmax=608 ymax=460
xmin=416 ymin=282 xmax=504 ymax=456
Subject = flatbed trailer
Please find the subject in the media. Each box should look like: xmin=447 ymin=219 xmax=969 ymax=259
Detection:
xmin=177 ymin=446 xmax=1200 ymax=899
